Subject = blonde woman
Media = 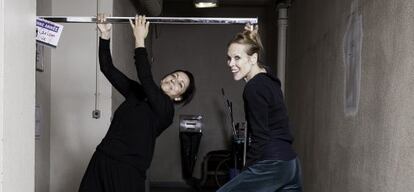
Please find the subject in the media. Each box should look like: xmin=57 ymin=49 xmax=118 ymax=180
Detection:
xmin=218 ymin=25 xmax=302 ymax=192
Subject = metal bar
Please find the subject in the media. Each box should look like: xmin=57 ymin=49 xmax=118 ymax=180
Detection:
xmin=38 ymin=16 xmax=258 ymax=25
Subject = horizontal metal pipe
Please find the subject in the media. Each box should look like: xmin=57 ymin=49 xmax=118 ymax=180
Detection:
xmin=38 ymin=16 xmax=258 ymax=25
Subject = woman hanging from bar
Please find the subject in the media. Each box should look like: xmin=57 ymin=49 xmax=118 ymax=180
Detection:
xmin=79 ymin=14 xmax=196 ymax=192
xmin=217 ymin=24 xmax=302 ymax=192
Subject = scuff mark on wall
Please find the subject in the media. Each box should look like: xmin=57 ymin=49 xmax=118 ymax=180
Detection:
xmin=343 ymin=0 xmax=363 ymax=116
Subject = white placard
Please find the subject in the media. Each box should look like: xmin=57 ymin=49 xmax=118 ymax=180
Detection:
xmin=36 ymin=18 xmax=64 ymax=48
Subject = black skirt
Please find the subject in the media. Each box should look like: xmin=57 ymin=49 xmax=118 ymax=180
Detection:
xmin=79 ymin=151 xmax=146 ymax=192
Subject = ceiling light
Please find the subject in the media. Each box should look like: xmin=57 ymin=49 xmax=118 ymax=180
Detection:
xmin=194 ymin=0 xmax=218 ymax=8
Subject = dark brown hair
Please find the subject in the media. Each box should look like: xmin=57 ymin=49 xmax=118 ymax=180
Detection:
xmin=162 ymin=70 xmax=195 ymax=106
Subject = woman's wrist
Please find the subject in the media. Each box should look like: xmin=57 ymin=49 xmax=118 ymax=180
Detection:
xmin=100 ymin=32 xmax=110 ymax=40
xmin=135 ymin=39 xmax=145 ymax=48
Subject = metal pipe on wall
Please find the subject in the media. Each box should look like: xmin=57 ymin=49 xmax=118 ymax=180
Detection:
xmin=277 ymin=7 xmax=288 ymax=94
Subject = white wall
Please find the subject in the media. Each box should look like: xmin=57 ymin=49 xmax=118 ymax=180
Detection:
xmin=0 ymin=0 xmax=4 ymax=188
xmin=0 ymin=0 xmax=36 ymax=191
xmin=0 ymin=0 xmax=3 ymax=188
xmin=49 ymin=0 xmax=112 ymax=192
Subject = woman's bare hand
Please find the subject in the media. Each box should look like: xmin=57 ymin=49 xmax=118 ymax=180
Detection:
xmin=129 ymin=15 xmax=150 ymax=48
xmin=97 ymin=13 xmax=112 ymax=40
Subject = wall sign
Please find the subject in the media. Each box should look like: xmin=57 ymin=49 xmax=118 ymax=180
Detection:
xmin=36 ymin=18 xmax=64 ymax=48
xmin=343 ymin=0 xmax=363 ymax=116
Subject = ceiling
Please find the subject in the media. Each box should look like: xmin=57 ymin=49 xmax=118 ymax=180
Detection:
xmin=164 ymin=0 xmax=274 ymax=6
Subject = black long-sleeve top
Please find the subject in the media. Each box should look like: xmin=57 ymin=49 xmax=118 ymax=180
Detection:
xmin=96 ymin=39 xmax=174 ymax=173
xmin=243 ymin=72 xmax=296 ymax=166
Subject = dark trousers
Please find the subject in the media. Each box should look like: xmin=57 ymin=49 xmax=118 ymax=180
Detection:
xmin=79 ymin=151 xmax=146 ymax=192
xmin=217 ymin=158 xmax=303 ymax=192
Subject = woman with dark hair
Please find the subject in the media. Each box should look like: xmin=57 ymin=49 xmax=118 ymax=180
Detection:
xmin=79 ymin=14 xmax=195 ymax=192
xmin=217 ymin=24 xmax=302 ymax=192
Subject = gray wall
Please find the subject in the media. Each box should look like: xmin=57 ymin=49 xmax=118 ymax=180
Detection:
xmin=48 ymin=1 xmax=113 ymax=192
xmin=36 ymin=1 xmax=52 ymax=191
xmin=287 ymin=0 xmax=414 ymax=191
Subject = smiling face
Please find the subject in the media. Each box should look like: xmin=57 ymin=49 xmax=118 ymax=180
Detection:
xmin=160 ymin=71 xmax=190 ymax=101
xmin=227 ymin=43 xmax=258 ymax=81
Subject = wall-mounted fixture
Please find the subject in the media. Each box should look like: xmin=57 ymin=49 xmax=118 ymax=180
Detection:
xmin=194 ymin=0 xmax=218 ymax=8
